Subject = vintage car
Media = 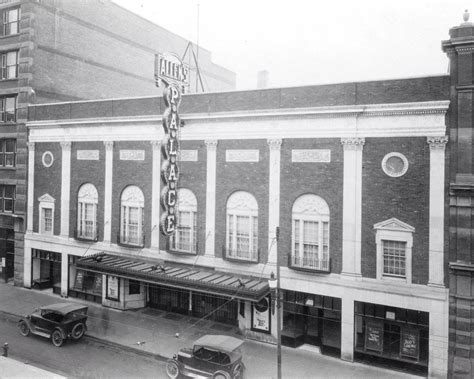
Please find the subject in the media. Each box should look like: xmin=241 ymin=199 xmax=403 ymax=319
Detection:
xmin=18 ymin=303 xmax=88 ymax=347
xmin=166 ymin=334 xmax=245 ymax=379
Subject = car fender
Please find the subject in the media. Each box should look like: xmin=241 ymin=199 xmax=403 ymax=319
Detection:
xmin=18 ymin=317 xmax=33 ymax=330
xmin=54 ymin=326 xmax=67 ymax=339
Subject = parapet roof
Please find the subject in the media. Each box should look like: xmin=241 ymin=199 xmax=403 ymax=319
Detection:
xmin=28 ymin=75 xmax=450 ymax=122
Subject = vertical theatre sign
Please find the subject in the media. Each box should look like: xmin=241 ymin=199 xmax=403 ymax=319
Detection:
xmin=155 ymin=53 xmax=189 ymax=236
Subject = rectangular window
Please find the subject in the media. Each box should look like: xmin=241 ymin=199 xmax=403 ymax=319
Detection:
xmin=129 ymin=279 xmax=140 ymax=295
xmin=0 ymin=96 xmax=16 ymax=122
xmin=171 ymin=210 xmax=197 ymax=253
xmin=292 ymin=219 xmax=329 ymax=271
xmin=1 ymin=50 xmax=17 ymax=79
xmin=41 ymin=207 xmax=52 ymax=233
xmin=382 ymin=240 xmax=406 ymax=277
xmin=1 ymin=7 xmax=19 ymax=36
xmin=0 ymin=184 xmax=15 ymax=213
xmin=0 ymin=139 xmax=15 ymax=167
xmin=121 ymin=205 xmax=143 ymax=246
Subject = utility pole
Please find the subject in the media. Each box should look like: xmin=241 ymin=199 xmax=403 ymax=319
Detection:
xmin=276 ymin=226 xmax=282 ymax=379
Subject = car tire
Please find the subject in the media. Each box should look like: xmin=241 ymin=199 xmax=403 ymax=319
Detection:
xmin=165 ymin=359 xmax=180 ymax=379
xmin=213 ymin=371 xmax=230 ymax=379
xmin=51 ymin=329 xmax=64 ymax=347
xmin=18 ymin=321 xmax=30 ymax=337
xmin=71 ymin=322 xmax=85 ymax=340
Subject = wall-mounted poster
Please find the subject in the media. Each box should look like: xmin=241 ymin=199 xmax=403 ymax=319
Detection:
xmin=106 ymin=275 xmax=119 ymax=301
xmin=400 ymin=327 xmax=420 ymax=360
xmin=252 ymin=296 xmax=270 ymax=333
xmin=364 ymin=319 xmax=384 ymax=353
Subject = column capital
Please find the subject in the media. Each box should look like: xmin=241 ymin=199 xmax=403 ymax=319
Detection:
xmin=427 ymin=135 xmax=448 ymax=150
xmin=27 ymin=142 xmax=35 ymax=151
xmin=104 ymin=141 xmax=114 ymax=151
xmin=341 ymin=137 xmax=365 ymax=150
xmin=205 ymin=140 xmax=218 ymax=151
xmin=151 ymin=140 xmax=161 ymax=150
xmin=267 ymin=138 xmax=282 ymax=151
xmin=60 ymin=141 xmax=71 ymax=150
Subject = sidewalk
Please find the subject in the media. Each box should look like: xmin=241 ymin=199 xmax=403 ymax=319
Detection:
xmin=0 ymin=356 xmax=66 ymax=379
xmin=0 ymin=281 xmax=420 ymax=378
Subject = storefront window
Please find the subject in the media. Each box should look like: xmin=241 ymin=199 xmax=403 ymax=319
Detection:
xmin=73 ymin=270 xmax=102 ymax=295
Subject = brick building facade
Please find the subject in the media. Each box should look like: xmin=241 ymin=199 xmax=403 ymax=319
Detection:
xmin=0 ymin=0 xmax=234 ymax=286
xmin=25 ymin=76 xmax=449 ymax=377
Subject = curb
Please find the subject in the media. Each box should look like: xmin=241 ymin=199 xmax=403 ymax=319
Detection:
xmin=0 ymin=309 xmax=168 ymax=363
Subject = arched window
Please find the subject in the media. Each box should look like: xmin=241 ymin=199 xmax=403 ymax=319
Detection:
xmin=225 ymin=191 xmax=258 ymax=262
xmin=77 ymin=184 xmax=98 ymax=240
xmin=291 ymin=194 xmax=330 ymax=271
xmin=170 ymin=188 xmax=197 ymax=254
xmin=120 ymin=186 xmax=144 ymax=246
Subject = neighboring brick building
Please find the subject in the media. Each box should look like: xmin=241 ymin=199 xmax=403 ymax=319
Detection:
xmin=25 ymin=76 xmax=450 ymax=377
xmin=442 ymin=14 xmax=474 ymax=378
xmin=0 ymin=0 xmax=234 ymax=286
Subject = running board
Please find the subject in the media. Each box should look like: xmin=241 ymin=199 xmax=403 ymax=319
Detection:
xmin=32 ymin=331 xmax=51 ymax=338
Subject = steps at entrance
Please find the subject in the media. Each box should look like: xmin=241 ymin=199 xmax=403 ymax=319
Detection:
xmin=298 ymin=344 xmax=321 ymax=354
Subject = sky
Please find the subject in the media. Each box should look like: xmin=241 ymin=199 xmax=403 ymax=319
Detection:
xmin=113 ymin=0 xmax=473 ymax=90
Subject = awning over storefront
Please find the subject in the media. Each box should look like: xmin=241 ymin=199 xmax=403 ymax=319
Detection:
xmin=76 ymin=253 xmax=270 ymax=302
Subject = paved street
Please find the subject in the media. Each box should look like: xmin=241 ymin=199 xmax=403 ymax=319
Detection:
xmin=0 ymin=282 xmax=422 ymax=378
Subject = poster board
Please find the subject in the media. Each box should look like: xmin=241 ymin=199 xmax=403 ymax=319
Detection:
xmin=106 ymin=275 xmax=120 ymax=301
xmin=364 ymin=319 xmax=384 ymax=353
xmin=400 ymin=327 xmax=420 ymax=360
xmin=251 ymin=297 xmax=271 ymax=333
xmin=74 ymin=270 xmax=84 ymax=291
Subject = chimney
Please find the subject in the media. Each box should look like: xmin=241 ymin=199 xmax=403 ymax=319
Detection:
xmin=257 ymin=70 xmax=269 ymax=89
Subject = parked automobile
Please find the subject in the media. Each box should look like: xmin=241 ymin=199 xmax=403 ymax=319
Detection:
xmin=18 ymin=303 xmax=88 ymax=347
xmin=166 ymin=334 xmax=245 ymax=379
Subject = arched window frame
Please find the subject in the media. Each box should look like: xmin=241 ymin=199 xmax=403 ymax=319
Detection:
xmin=76 ymin=183 xmax=98 ymax=240
xmin=291 ymin=194 xmax=330 ymax=272
xmin=225 ymin=191 xmax=259 ymax=262
xmin=170 ymin=188 xmax=197 ymax=254
xmin=120 ymin=186 xmax=144 ymax=247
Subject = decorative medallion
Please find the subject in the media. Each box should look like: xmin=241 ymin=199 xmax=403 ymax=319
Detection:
xmin=382 ymin=152 xmax=408 ymax=177
xmin=42 ymin=151 xmax=54 ymax=168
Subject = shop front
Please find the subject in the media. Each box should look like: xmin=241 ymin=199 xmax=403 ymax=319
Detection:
xmin=31 ymin=249 xmax=61 ymax=292
xmin=75 ymin=253 xmax=268 ymax=328
xmin=0 ymin=225 xmax=14 ymax=282
xmin=281 ymin=290 xmax=341 ymax=355
xmin=354 ymin=301 xmax=429 ymax=374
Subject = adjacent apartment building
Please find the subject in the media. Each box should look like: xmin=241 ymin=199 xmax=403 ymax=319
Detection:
xmin=0 ymin=0 xmax=235 ymax=286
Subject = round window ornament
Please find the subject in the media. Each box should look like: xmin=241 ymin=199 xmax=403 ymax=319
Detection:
xmin=42 ymin=151 xmax=54 ymax=168
xmin=382 ymin=152 xmax=408 ymax=177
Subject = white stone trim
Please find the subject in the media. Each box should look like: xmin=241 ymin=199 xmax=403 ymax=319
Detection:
xmin=27 ymin=142 xmax=35 ymax=233
xmin=151 ymin=141 xmax=161 ymax=249
xmin=267 ymin=139 xmax=281 ymax=264
xmin=103 ymin=141 xmax=114 ymax=243
xmin=341 ymin=138 xmax=364 ymax=278
xmin=60 ymin=142 xmax=71 ymax=238
xmin=374 ymin=218 xmax=414 ymax=284
xmin=381 ymin=152 xmax=409 ymax=177
xmin=204 ymin=140 xmax=217 ymax=257
xmin=41 ymin=151 xmax=54 ymax=167
xmin=427 ymin=136 xmax=448 ymax=287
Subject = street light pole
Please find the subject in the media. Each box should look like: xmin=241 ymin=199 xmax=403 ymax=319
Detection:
xmin=270 ymin=226 xmax=281 ymax=379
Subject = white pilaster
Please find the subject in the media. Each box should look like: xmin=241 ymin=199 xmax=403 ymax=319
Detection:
xmin=60 ymin=141 xmax=71 ymax=238
xmin=428 ymin=299 xmax=449 ymax=378
xmin=427 ymin=136 xmax=448 ymax=287
xmin=151 ymin=141 xmax=161 ymax=250
xmin=267 ymin=139 xmax=282 ymax=264
xmin=103 ymin=141 xmax=114 ymax=243
xmin=23 ymin=244 xmax=32 ymax=288
xmin=341 ymin=296 xmax=355 ymax=362
xmin=205 ymin=140 xmax=217 ymax=257
xmin=341 ymin=137 xmax=364 ymax=277
xmin=27 ymin=142 xmax=35 ymax=233
xmin=61 ymin=252 xmax=68 ymax=297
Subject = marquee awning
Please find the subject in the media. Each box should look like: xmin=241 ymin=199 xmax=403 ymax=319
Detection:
xmin=75 ymin=253 xmax=270 ymax=302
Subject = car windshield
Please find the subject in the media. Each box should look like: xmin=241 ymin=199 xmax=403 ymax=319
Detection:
xmin=193 ymin=346 xmax=231 ymax=365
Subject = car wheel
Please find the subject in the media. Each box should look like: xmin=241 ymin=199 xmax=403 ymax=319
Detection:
xmin=213 ymin=371 xmax=230 ymax=379
xmin=71 ymin=323 xmax=85 ymax=340
xmin=51 ymin=329 xmax=64 ymax=347
xmin=18 ymin=321 xmax=30 ymax=337
xmin=165 ymin=359 xmax=180 ymax=379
